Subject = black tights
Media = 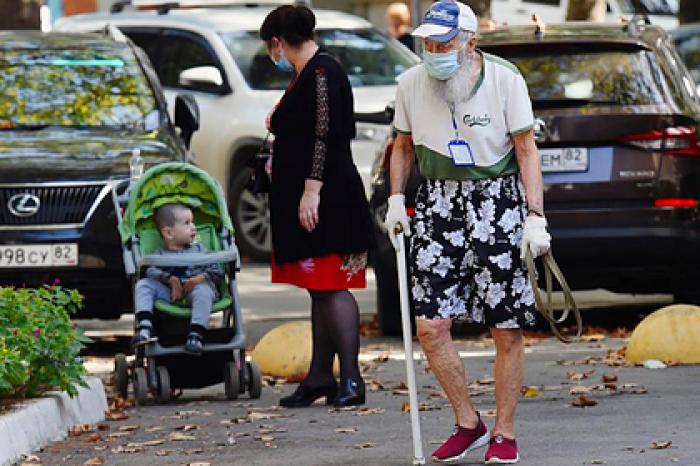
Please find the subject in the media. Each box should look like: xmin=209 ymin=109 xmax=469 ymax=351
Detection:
xmin=304 ymin=289 xmax=361 ymax=386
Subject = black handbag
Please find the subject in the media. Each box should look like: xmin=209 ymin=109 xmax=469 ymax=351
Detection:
xmin=246 ymin=133 xmax=271 ymax=195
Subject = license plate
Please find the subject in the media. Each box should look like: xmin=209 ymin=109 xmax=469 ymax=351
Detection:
xmin=0 ymin=244 xmax=78 ymax=268
xmin=540 ymin=148 xmax=588 ymax=173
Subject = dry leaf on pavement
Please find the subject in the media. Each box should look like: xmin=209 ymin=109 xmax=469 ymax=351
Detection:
xmin=651 ymin=441 xmax=672 ymax=449
xmin=119 ymin=425 xmax=140 ymax=432
xmin=86 ymin=433 xmax=102 ymax=443
xmin=569 ymin=385 xmax=591 ymax=395
xmin=83 ymin=457 xmax=105 ymax=466
xmin=105 ymin=410 xmax=129 ymax=421
xmin=111 ymin=445 xmax=143 ymax=454
xmin=481 ymin=409 xmax=497 ymax=417
xmin=401 ymin=401 xmax=410 ymax=413
xmin=373 ymin=351 xmax=391 ymax=362
xmin=521 ymin=386 xmax=539 ymax=398
xmin=335 ymin=427 xmax=358 ymax=434
xmin=418 ymin=402 xmax=440 ymax=412
xmin=69 ymin=424 xmax=93 ymax=437
xmin=601 ymin=373 xmax=618 ymax=383
xmin=175 ymin=424 xmax=199 ymax=432
xmin=127 ymin=439 xmax=166 ymax=447
xmin=476 ymin=377 xmax=495 ymax=385
xmin=571 ymin=396 xmax=598 ymax=407
xmin=354 ymin=442 xmax=376 ymax=449
xmin=356 ymin=407 xmax=385 ymax=416
xmin=96 ymin=423 xmax=110 ymax=431
xmin=187 ymin=463 xmax=211 ymax=466
xmin=566 ymin=370 xmax=594 ymax=381
xmin=581 ymin=333 xmax=606 ymax=342
xmin=155 ymin=450 xmax=170 ymax=457
xmin=168 ymin=432 xmax=196 ymax=442
xmin=368 ymin=379 xmax=386 ymax=392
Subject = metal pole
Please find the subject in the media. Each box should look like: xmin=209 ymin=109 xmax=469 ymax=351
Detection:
xmin=394 ymin=231 xmax=425 ymax=465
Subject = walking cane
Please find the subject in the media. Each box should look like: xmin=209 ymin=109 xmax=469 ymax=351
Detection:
xmin=391 ymin=226 xmax=426 ymax=465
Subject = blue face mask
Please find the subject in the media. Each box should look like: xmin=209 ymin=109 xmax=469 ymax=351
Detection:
xmin=271 ymin=49 xmax=294 ymax=72
xmin=422 ymin=49 xmax=460 ymax=81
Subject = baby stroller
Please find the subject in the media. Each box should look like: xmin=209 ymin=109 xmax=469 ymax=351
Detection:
xmin=113 ymin=162 xmax=262 ymax=404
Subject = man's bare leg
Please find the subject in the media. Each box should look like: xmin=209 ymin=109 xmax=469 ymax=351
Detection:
xmin=416 ymin=319 xmax=479 ymax=428
xmin=491 ymin=328 xmax=524 ymax=438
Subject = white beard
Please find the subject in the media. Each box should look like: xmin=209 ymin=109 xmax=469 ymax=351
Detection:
xmin=431 ymin=52 xmax=480 ymax=106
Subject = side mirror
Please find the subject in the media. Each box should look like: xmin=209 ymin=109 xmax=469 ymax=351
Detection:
xmin=179 ymin=66 xmax=223 ymax=89
xmin=174 ymin=93 xmax=200 ymax=149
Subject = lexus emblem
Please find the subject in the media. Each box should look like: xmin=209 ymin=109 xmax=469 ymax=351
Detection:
xmin=8 ymin=193 xmax=40 ymax=217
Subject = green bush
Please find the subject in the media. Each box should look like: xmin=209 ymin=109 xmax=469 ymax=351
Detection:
xmin=0 ymin=285 xmax=90 ymax=399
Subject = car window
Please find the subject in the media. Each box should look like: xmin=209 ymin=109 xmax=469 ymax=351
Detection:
xmin=491 ymin=47 xmax=669 ymax=107
xmin=0 ymin=47 xmax=158 ymax=128
xmin=124 ymin=30 xmax=161 ymax=65
xmin=159 ymin=32 xmax=222 ymax=92
xmin=673 ymin=33 xmax=700 ymax=84
xmin=220 ymin=28 xmax=419 ymax=91
xmin=618 ymin=0 xmax=678 ymax=15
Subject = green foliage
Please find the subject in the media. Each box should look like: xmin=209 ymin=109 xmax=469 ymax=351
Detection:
xmin=0 ymin=285 xmax=90 ymax=399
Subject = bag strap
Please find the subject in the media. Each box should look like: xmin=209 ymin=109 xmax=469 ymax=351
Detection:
xmin=525 ymin=248 xmax=582 ymax=343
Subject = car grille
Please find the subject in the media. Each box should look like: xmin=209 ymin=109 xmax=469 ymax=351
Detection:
xmin=0 ymin=183 xmax=108 ymax=228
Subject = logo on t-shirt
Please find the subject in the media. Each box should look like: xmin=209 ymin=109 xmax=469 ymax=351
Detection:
xmin=464 ymin=113 xmax=491 ymax=127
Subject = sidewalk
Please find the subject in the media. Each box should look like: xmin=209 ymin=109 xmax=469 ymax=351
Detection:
xmin=34 ymin=337 xmax=699 ymax=466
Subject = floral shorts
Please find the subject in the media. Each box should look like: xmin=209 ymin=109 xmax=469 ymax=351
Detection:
xmin=410 ymin=175 xmax=536 ymax=328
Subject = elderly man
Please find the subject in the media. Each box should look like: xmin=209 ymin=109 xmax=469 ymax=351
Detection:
xmin=384 ymin=1 xmax=550 ymax=464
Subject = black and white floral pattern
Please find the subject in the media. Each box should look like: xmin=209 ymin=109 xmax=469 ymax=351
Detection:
xmin=409 ymin=175 xmax=536 ymax=328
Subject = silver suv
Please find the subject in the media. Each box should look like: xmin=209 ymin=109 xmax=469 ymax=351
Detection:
xmin=57 ymin=3 xmax=418 ymax=260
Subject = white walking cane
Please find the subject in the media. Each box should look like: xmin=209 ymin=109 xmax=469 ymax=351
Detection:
xmin=390 ymin=226 xmax=426 ymax=465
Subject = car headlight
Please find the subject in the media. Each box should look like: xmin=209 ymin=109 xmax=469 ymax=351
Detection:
xmin=355 ymin=122 xmax=390 ymax=143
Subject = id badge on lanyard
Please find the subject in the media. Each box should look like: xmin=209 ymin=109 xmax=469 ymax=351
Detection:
xmin=448 ymin=104 xmax=475 ymax=167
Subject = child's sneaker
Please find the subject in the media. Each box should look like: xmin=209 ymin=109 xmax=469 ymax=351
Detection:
xmin=485 ymin=434 xmax=520 ymax=464
xmin=431 ymin=412 xmax=489 ymax=463
xmin=184 ymin=332 xmax=204 ymax=356
xmin=131 ymin=323 xmax=156 ymax=347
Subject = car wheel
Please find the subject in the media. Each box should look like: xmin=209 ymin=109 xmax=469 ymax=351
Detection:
xmin=229 ymin=168 xmax=271 ymax=262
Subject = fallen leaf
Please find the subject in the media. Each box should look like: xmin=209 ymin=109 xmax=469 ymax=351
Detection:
xmin=604 ymin=383 xmax=618 ymax=390
xmin=521 ymin=386 xmax=540 ymax=398
xmin=184 ymin=447 xmax=205 ymax=455
xmin=69 ymin=424 xmax=93 ymax=437
xmin=186 ymin=463 xmax=211 ymax=466
xmin=248 ymin=411 xmax=285 ymax=421
xmin=651 ymin=440 xmax=672 ymax=450
xmin=105 ymin=411 xmax=129 ymax=421
xmin=368 ymin=379 xmax=386 ymax=392
xmin=601 ymin=373 xmax=618 ymax=383
xmin=127 ymin=439 xmax=166 ymax=447
xmin=569 ymin=385 xmax=591 ymax=395
xmin=354 ymin=442 xmax=375 ymax=449
xmin=620 ymin=383 xmax=648 ymax=394
xmin=111 ymin=445 xmax=142 ymax=454
xmin=392 ymin=388 xmax=409 ymax=396
xmin=335 ymin=427 xmax=358 ymax=434
xmin=175 ymin=424 xmax=199 ymax=432
xmin=254 ymin=435 xmax=275 ymax=442
xmin=400 ymin=401 xmax=410 ymax=413
xmin=155 ymin=450 xmax=170 ymax=457
xmin=476 ymin=377 xmax=495 ymax=385
xmin=481 ymin=409 xmax=497 ymax=417
xmin=542 ymin=385 xmax=563 ymax=392
xmin=83 ymin=457 xmax=105 ymax=466
xmin=418 ymin=402 xmax=440 ymax=411
xmin=146 ymin=426 xmax=164 ymax=432
xmin=571 ymin=396 xmax=598 ymax=407
xmin=581 ymin=333 xmax=606 ymax=342
xmin=168 ymin=432 xmax=196 ymax=441
xmin=119 ymin=425 xmax=140 ymax=432
xmin=96 ymin=423 xmax=110 ymax=431
xmin=107 ymin=432 xmax=130 ymax=439
xmin=86 ymin=433 xmax=102 ymax=443
xmin=567 ymin=370 xmax=594 ymax=381
xmin=356 ymin=407 xmax=385 ymax=416
xmin=374 ymin=351 xmax=391 ymax=362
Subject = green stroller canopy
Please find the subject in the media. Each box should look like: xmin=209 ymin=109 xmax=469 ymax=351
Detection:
xmin=118 ymin=162 xmax=234 ymax=243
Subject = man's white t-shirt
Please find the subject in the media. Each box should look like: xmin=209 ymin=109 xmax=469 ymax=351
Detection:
xmin=394 ymin=51 xmax=535 ymax=180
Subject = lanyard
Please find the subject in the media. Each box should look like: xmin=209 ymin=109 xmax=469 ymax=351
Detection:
xmin=448 ymin=103 xmax=460 ymax=140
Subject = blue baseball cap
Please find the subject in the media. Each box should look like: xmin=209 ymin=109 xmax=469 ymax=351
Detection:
xmin=412 ymin=1 xmax=478 ymax=43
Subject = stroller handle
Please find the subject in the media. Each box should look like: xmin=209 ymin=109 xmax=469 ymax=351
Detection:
xmin=139 ymin=250 xmax=238 ymax=269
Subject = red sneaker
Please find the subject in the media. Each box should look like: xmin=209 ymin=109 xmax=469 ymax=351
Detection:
xmin=485 ymin=434 xmax=520 ymax=464
xmin=431 ymin=413 xmax=489 ymax=463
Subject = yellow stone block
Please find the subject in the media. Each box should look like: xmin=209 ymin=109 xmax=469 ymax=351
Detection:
xmin=250 ymin=321 xmax=339 ymax=382
xmin=626 ymin=304 xmax=700 ymax=364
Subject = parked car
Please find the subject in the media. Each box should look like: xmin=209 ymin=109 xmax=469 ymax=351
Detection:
xmin=492 ymin=0 xmax=679 ymax=30
xmin=0 ymin=30 xmax=199 ymax=318
xmin=370 ymin=21 xmax=700 ymax=335
xmin=672 ymin=22 xmax=700 ymax=93
xmin=57 ymin=3 xmax=419 ymax=261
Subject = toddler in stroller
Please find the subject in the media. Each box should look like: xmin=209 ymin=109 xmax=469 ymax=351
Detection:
xmin=132 ymin=202 xmax=223 ymax=355
xmin=115 ymin=162 xmax=261 ymax=404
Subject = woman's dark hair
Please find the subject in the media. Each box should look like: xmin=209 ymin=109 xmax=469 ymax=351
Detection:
xmin=260 ymin=5 xmax=316 ymax=45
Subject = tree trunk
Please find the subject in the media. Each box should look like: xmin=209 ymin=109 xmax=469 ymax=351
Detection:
xmin=463 ymin=0 xmax=492 ymax=20
xmin=679 ymin=0 xmax=700 ymax=24
xmin=565 ymin=0 xmax=606 ymax=22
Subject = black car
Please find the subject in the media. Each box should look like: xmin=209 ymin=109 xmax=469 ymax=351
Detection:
xmin=370 ymin=22 xmax=700 ymax=335
xmin=0 ymin=31 xmax=199 ymax=318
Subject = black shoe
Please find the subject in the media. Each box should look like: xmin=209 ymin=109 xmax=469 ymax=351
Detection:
xmin=131 ymin=324 xmax=155 ymax=347
xmin=184 ymin=332 xmax=204 ymax=356
xmin=333 ymin=377 xmax=365 ymax=407
xmin=279 ymin=382 xmax=338 ymax=408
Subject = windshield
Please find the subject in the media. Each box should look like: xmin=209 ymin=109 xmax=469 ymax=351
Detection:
xmin=0 ymin=48 xmax=158 ymax=129
xmin=220 ymin=28 xmax=419 ymax=90
xmin=500 ymin=50 xmax=668 ymax=107
xmin=619 ymin=0 xmax=678 ymax=16
xmin=673 ymin=33 xmax=700 ymax=84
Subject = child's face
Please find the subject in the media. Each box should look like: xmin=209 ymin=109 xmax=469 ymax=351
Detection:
xmin=162 ymin=208 xmax=196 ymax=247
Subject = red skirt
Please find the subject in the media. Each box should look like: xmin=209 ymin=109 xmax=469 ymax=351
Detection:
xmin=271 ymin=252 xmax=367 ymax=290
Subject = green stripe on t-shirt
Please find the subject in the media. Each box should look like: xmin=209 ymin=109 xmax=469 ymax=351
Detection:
xmin=415 ymin=145 xmax=519 ymax=180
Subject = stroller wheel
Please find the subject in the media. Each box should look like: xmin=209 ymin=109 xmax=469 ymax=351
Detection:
xmin=156 ymin=366 xmax=172 ymax=403
xmin=114 ymin=353 xmax=129 ymax=399
xmin=133 ymin=367 xmax=149 ymax=405
xmin=224 ymin=361 xmax=240 ymax=400
xmin=247 ymin=361 xmax=263 ymax=399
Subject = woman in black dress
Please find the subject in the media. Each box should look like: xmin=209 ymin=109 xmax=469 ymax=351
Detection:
xmin=260 ymin=5 xmax=374 ymax=408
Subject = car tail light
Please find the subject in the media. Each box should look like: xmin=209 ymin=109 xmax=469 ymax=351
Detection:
xmin=382 ymin=137 xmax=395 ymax=170
xmin=654 ymin=198 xmax=699 ymax=208
xmin=620 ymin=126 xmax=700 ymax=156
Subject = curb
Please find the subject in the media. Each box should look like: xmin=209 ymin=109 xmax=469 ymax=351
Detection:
xmin=0 ymin=377 xmax=108 ymax=466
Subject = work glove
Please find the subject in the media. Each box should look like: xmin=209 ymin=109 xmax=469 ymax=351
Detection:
xmin=520 ymin=215 xmax=551 ymax=260
xmin=384 ymin=194 xmax=411 ymax=249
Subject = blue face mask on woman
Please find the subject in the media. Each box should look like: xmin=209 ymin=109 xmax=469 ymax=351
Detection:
xmin=422 ymin=49 xmax=460 ymax=81
xmin=272 ymin=49 xmax=294 ymax=72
